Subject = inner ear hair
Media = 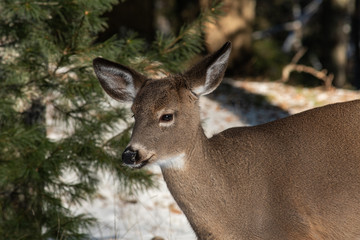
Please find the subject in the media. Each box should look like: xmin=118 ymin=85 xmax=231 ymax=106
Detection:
xmin=93 ymin=57 xmax=147 ymax=102
xmin=184 ymin=41 xmax=232 ymax=96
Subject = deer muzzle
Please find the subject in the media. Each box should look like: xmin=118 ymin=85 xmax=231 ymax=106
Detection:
xmin=122 ymin=147 xmax=138 ymax=165
xmin=122 ymin=146 xmax=151 ymax=169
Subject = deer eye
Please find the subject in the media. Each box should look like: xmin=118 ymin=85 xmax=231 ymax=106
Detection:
xmin=160 ymin=114 xmax=173 ymax=122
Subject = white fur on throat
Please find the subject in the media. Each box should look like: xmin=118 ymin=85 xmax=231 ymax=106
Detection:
xmin=157 ymin=153 xmax=186 ymax=170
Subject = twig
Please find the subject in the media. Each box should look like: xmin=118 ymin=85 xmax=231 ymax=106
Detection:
xmin=291 ymin=47 xmax=307 ymax=64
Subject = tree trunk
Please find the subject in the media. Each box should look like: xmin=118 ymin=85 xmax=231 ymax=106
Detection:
xmin=200 ymin=0 xmax=256 ymax=75
xmin=97 ymin=0 xmax=155 ymax=42
xmin=310 ymin=0 xmax=351 ymax=87
xmin=352 ymin=0 xmax=360 ymax=89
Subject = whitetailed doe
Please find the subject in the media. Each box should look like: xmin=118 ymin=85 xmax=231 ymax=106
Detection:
xmin=93 ymin=42 xmax=360 ymax=240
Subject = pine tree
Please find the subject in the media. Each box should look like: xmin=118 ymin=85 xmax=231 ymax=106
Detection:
xmin=0 ymin=0 xmax=222 ymax=239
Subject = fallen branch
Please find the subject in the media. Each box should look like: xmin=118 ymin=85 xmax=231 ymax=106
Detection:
xmin=281 ymin=63 xmax=334 ymax=90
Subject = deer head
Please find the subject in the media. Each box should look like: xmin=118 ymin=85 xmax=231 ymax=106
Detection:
xmin=93 ymin=42 xmax=231 ymax=169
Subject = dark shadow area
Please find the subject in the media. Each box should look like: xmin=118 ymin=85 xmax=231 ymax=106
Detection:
xmin=208 ymin=80 xmax=290 ymax=126
xmin=97 ymin=0 xmax=155 ymax=42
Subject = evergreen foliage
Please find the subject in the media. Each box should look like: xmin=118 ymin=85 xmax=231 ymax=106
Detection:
xmin=0 ymin=0 xmax=222 ymax=239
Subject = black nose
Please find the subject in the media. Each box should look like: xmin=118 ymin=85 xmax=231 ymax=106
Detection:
xmin=122 ymin=147 xmax=138 ymax=165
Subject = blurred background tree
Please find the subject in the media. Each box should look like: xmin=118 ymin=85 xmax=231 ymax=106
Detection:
xmin=0 ymin=0 xmax=222 ymax=239
xmin=97 ymin=0 xmax=360 ymax=88
xmin=101 ymin=0 xmax=359 ymax=88
xmin=252 ymin=0 xmax=359 ymax=88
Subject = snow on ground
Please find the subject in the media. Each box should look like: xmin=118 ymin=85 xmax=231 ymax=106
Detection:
xmin=69 ymin=80 xmax=360 ymax=240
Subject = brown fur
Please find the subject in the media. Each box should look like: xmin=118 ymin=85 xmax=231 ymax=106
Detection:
xmin=93 ymin=42 xmax=360 ymax=240
xmin=162 ymin=100 xmax=360 ymax=239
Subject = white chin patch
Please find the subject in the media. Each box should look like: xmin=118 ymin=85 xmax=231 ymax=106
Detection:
xmin=124 ymin=162 xmax=143 ymax=169
xmin=156 ymin=153 xmax=186 ymax=170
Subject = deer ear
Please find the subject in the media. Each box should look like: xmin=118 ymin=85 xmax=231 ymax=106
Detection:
xmin=93 ymin=58 xmax=146 ymax=102
xmin=185 ymin=41 xmax=231 ymax=96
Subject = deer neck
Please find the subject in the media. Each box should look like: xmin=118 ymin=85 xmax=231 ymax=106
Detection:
xmin=159 ymin=124 xmax=207 ymax=172
xmin=159 ymin=123 xmax=209 ymax=192
xmin=159 ymin=126 xmax=224 ymax=238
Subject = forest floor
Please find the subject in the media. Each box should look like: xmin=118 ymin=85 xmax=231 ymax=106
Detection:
xmin=71 ymin=79 xmax=360 ymax=240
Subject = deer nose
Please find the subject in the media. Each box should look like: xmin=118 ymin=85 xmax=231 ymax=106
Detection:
xmin=122 ymin=147 xmax=138 ymax=165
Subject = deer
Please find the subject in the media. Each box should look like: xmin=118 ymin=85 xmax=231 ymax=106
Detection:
xmin=93 ymin=42 xmax=360 ymax=240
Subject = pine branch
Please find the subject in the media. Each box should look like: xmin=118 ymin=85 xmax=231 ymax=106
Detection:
xmin=0 ymin=0 xmax=218 ymax=238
